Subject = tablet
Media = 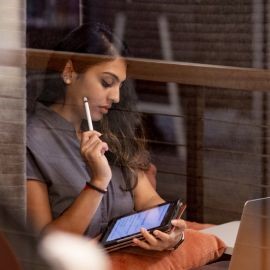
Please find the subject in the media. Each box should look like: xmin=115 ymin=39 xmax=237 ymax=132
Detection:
xmin=100 ymin=199 xmax=185 ymax=252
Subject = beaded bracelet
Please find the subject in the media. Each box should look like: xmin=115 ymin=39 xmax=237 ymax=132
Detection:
xmin=84 ymin=182 xmax=107 ymax=194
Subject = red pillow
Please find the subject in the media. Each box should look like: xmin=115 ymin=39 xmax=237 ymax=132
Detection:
xmin=109 ymin=229 xmax=226 ymax=270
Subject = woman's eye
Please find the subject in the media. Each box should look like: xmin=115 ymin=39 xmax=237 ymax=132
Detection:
xmin=101 ymin=80 xmax=113 ymax=88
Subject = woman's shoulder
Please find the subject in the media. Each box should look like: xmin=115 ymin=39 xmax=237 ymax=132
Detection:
xmin=27 ymin=103 xmax=52 ymax=136
xmin=27 ymin=102 xmax=64 ymax=151
xmin=27 ymin=102 xmax=76 ymax=154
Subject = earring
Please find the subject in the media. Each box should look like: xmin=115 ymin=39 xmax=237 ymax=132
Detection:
xmin=63 ymin=76 xmax=71 ymax=84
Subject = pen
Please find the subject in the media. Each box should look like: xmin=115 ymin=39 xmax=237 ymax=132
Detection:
xmin=83 ymin=97 xmax=93 ymax=131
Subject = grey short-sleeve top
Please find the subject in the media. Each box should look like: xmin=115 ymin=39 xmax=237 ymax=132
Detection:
xmin=27 ymin=102 xmax=134 ymax=237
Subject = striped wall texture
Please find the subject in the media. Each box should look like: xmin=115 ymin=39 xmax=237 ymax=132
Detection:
xmin=0 ymin=0 xmax=26 ymax=223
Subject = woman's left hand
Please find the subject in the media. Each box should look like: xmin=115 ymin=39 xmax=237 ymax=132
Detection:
xmin=132 ymin=219 xmax=186 ymax=251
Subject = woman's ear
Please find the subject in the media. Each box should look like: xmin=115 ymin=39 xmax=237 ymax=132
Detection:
xmin=62 ymin=60 xmax=75 ymax=85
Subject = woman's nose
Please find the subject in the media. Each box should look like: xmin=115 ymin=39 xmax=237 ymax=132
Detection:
xmin=108 ymin=86 xmax=120 ymax=103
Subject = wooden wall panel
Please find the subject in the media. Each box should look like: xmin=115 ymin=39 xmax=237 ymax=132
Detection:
xmin=0 ymin=0 xmax=26 ymax=223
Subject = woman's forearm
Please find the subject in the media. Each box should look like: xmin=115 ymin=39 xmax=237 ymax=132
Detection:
xmin=43 ymin=188 xmax=104 ymax=235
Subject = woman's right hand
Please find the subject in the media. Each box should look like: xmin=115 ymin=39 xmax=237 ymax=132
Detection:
xmin=80 ymin=131 xmax=112 ymax=188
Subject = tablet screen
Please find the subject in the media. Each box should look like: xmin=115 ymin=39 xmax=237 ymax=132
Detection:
xmin=106 ymin=203 xmax=170 ymax=241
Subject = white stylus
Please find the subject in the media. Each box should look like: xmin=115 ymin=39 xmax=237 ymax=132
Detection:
xmin=83 ymin=97 xmax=94 ymax=131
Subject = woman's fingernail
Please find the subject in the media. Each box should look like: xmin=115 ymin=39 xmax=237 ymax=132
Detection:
xmin=141 ymin=228 xmax=146 ymax=233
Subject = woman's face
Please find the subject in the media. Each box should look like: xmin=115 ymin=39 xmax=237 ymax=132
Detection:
xmin=69 ymin=57 xmax=126 ymax=121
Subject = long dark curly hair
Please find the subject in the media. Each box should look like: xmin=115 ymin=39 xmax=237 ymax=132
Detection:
xmin=37 ymin=23 xmax=150 ymax=190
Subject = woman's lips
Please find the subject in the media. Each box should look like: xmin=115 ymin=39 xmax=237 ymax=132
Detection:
xmin=99 ymin=105 xmax=111 ymax=114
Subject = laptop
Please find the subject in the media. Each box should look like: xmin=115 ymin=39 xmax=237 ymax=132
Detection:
xmin=228 ymin=197 xmax=270 ymax=270
xmin=201 ymin=197 xmax=270 ymax=270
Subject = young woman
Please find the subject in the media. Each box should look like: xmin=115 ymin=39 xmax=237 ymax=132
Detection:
xmin=27 ymin=23 xmax=185 ymax=251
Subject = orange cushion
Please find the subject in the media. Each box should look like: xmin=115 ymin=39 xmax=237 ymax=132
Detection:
xmin=185 ymin=221 xmax=214 ymax=231
xmin=109 ymin=229 xmax=226 ymax=270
